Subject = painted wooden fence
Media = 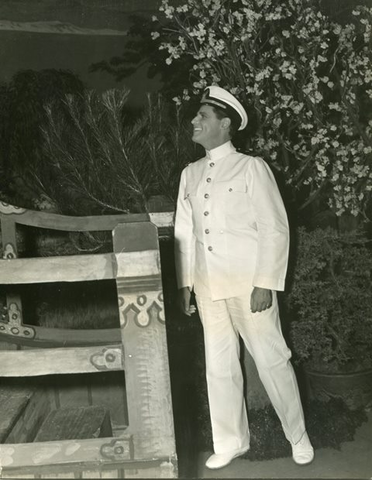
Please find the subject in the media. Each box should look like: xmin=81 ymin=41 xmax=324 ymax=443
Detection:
xmin=0 ymin=201 xmax=177 ymax=478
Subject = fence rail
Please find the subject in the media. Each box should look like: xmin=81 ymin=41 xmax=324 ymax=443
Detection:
xmin=0 ymin=201 xmax=173 ymax=232
xmin=0 ymin=345 xmax=123 ymax=377
xmin=0 ymin=253 xmax=116 ymax=284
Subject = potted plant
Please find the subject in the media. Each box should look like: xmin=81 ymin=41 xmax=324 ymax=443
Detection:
xmin=286 ymin=226 xmax=372 ymax=409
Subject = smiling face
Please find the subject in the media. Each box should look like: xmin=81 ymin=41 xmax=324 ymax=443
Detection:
xmin=191 ymin=105 xmax=231 ymax=150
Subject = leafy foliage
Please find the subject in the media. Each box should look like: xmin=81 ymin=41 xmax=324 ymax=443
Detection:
xmin=287 ymin=227 xmax=372 ymax=372
xmin=89 ymin=14 xmax=196 ymax=104
xmin=243 ymin=398 xmax=368 ymax=459
xmin=35 ymin=88 xmax=197 ymax=215
xmin=0 ymin=69 xmax=85 ymax=206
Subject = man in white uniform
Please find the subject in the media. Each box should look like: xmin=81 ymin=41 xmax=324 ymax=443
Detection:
xmin=174 ymin=86 xmax=314 ymax=470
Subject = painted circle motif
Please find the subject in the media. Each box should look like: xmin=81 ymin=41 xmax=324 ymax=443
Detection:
xmin=114 ymin=446 xmax=124 ymax=455
xmin=136 ymin=312 xmax=150 ymax=327
xmin=11 ymin=327 xmax=19 ymax=335
xmin=158 ymin=292 xmax=164 ymax=302
xmin=118 ymin=296 xmax=125 ymax=307
xmin=137 ymin=295 xmax=147 ymax=306
xmin=0 ymin=202 xmax=26 ymax=214
xmin=106 ymin=353 xmax=115 ymax=363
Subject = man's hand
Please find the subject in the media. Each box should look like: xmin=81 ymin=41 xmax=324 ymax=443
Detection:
xmin=178 ymin=287 xmax=197 ymax=316
xmin=250 ymin=287 xmax=272 ymax=313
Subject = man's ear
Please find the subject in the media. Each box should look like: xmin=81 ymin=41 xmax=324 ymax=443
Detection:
xmin=221 ymin=117 xmax=231 ymax=130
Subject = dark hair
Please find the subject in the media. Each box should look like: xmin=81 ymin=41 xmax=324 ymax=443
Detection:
xmin=211 ymin=105 xmax=240 ymax=138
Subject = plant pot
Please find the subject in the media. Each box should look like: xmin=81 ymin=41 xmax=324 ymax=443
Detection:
xmin=304 ymin=368 xmax=372 ymax=410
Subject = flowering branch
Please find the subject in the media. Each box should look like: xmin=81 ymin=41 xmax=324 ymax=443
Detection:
xmin=154 ymin=0 xmax=372 ymax=219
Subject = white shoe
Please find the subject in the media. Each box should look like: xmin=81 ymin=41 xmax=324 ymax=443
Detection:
xmin=205 ymin=446 xmax=249 ymax=469
xmin=291 ymin=431 xmax=314 ymax=465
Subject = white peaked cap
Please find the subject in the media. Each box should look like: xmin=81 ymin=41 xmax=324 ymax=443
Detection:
xmin=201 ymin=86 xmax=248 ymax=130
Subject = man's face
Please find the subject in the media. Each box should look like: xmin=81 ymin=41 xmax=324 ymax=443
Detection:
xmin=191 ymin=105 xmax=226 ymax=150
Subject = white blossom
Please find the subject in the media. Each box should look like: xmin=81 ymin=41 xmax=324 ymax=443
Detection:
xmin=155 ymin=0 xmax=372 ymax=217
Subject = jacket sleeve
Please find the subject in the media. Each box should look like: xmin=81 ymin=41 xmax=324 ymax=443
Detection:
xmin=174 ymin=168 xmax=196 ymax=290
xmin=246 ymin=157 xmax=289 ymax=291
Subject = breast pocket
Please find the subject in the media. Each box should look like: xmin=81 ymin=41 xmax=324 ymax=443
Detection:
xmin=184 ymin=186 xmax=198 ymax=201
xmin=215 ymin=179 xmax=248 ymax=199
xmin=184 ymin=186 xmax=202 ymax=218
xmin=222 ymin=179 xmax=247 ymax=194
xmin=215 ymin=179 xmax=249 ymax=219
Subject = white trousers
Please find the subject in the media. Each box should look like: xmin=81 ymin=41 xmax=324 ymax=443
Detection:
xmin=196 ymin=291 xmax=306 ymax=454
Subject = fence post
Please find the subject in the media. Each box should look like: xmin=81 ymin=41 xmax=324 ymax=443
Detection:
xmin=0 ymin=212 xmax=31 ymax=342
xmin=113 ymin=222 xmax=177 ymax=467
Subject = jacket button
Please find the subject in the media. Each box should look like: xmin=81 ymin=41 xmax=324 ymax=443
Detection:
xmin=206 ymin=177 xmax=212 ymax=183
xmin=210 ymin=162 xmax=215 ymax=167
xmin=204 ymin=211 xmax=209 ymax=216
xmin=204 ymin=193 xmax=209 ymax=199
xmin=208 ymin=246 xmax=213 ymax=251
xmin=205 ymin=229 xmax=210 ymax=234
xmin=229 ymin=188 xmax=233 ymax=192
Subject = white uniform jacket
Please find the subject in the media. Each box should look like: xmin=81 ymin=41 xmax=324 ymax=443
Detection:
xmin=174 ymin=141 xmax=289 ymax=301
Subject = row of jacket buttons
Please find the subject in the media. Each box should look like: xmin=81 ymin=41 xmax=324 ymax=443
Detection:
xmin=205 ymin=162 xmax=214 ymax=251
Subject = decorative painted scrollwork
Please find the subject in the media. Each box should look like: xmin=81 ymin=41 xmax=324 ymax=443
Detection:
xmin=0 ymin=446 xmax=15 ymax=467
xmin=90 ymin=346 xmax=123 ymax=371
xmin=0 ymin=302 xmax=35 ymax=339
xmin=147 ymin=301 xmax=165 ymax=325
xmin=2 ymin=243 xmax=17 ymax=259
xmin=118 ymin=291 xmax=165 ymax=329
xmin=100 ymin=437 xmax=132 ymax=461
xmin=0 ymin=202 xmax=26 ymax=215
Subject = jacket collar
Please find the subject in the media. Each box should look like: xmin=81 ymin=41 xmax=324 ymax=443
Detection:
xmin=206 ymin=141 xmax=236 ymax=161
